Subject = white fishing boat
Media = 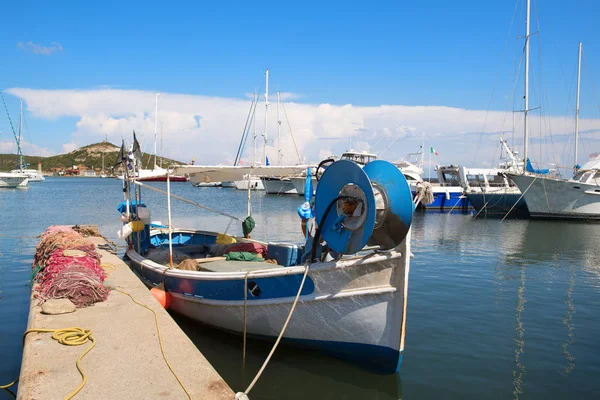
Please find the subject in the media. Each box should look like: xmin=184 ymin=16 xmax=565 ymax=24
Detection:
xmin=508 ymin=37 xmax=600 ymax=219
xmin=0 ymin=172 xmax=29 ymax=188
xmin=120 ymin=158 xmax=417 ymax=374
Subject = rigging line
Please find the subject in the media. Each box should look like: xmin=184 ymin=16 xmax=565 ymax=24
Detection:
xmin=234 ymin=97 xmax=257 ymax=166
xmin=533 ymin=0 xmax=559 ymax=168
xmin=0 ymin=91 xmax=25 ymax=168
xmin=239 ymin=82 xmax=264 ymax=165
xmin=133 ymin=180 xmax=244 ymax=222
xmin=240 ymin=98 xmax=260 ymax=165
xmin=471 ymin=0 xmax=523 ymax=166
xmin=280 ymin=101 xmax=302 ymax=165
xmin=582 ymin=51 xmax=600 ymax=117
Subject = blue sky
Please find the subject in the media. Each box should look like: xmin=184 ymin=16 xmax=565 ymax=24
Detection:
xmin=1 ymin=0 xmax=599 ymax=171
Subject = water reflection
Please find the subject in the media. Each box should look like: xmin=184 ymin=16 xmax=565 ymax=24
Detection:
xmin=172 ymin=314 xmax=402 ymax=400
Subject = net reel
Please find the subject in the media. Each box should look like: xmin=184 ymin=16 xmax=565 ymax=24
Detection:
xmin=314 ymin=159 xmax=414 ymax=255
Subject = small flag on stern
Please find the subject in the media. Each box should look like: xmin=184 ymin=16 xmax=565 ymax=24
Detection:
xmin=429 ymin=147 xmax=438 ymax=156
xmin=266 ymin=156 xmax=270 ymax=166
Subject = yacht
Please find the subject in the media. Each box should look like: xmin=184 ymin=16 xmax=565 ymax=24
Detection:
xmin=0 ymin=172 xmax=29 ymax=188
xmin=10 ymin=168 xmax=45 ymax=182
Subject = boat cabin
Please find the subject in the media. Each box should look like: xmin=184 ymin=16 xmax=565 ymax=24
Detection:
xmin=340 ymin=150 xmax=378 ymax=166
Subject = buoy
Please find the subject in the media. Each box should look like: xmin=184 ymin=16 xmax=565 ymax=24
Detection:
xmin=150 ymin=282 xmax=172 ymax=309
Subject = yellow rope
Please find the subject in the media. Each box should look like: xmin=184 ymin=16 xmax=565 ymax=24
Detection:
xmin=114 ymin=289 xmax=192 ymax=400
xmin=0 ymin=327 xmax=95 ymax=400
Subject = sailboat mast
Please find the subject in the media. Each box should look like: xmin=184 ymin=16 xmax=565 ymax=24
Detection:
xmin=252 ymin=92 xmax=257 ymax=167
xmin=523 ymin=0 xmax=531 ymax=165
xmin=277 ymin=91 xmax=281 ymax=165
xmin=264 ymin=69 xmax=269 ymax=165
xmin=575 ymin=42 xmax=582 ymax=170
xmin=154 ymin=93 xmax=160 ymax=169
xmin=18 ymin=99 xmax=23 ymax=170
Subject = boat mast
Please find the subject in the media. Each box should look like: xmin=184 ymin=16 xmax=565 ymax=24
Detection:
xmin=574 ymin=42 xmax=582 ymax=171
xmin=264 ymin=69 xmax=269 ymax=165
xmin=18 ymin=99 xmax=23 ymax=170
xmin=277 ymin=91 xmax=282 ymax=165
xmin=523 ymin=0 xmax=531 ymax=166
xmin=154 ymin=93 xmax=160 ymax=169
xmin=252 ymin=92 xmax=257 ymax=167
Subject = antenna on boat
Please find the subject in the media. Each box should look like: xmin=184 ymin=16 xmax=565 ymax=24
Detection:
xmin=574 ymin=42 xmax=582 ymax=172
xmin=523 ymin=0 xmax=531 ymax=165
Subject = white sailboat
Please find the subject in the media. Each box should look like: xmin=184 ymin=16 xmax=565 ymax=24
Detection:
xmin=509 ymin=38 xmax=600 ymax=219
xmin=261 ymin=90 xmax=303 ymax=195
xmin=233 ymin=88 xmax=264 ymax=191
xmin=10 ymin=100 xmax=44 ymax=182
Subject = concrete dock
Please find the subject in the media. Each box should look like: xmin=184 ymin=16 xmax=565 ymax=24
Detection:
xmin=18 ymin=234 xmax=234 ymax=399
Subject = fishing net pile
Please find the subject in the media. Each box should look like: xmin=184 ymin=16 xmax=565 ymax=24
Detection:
xmin=32 ymin=226 xmax=109 ymax=307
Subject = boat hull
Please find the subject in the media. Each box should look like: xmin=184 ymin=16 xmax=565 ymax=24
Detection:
xmin=466 ymin=190 xmax=529 ymax=217
xmin=0 ymin=173 xmax=29 ymax=188
xmin=127 ymin=229 xmax=411 ymax=374
xmin=509 ymin=174 xmax=600 ymax=220
xmin=233 ymin=179 xmax=264 ymax=190
xmin=412 ymin=185 xmax=471 ymax=210
xmin=290 ymin=176 xmax=317 ymax=196
xmin=261 ymin=177 xmax=297 ymax=195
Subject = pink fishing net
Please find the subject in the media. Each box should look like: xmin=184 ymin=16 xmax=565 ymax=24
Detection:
xmin=33 ymin=226 xmax=109 ymax=307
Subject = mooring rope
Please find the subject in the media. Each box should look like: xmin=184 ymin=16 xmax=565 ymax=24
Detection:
xmin=235 ymin=264 xmax=310 ymax=400
xmin=502 ymin=176 xmax=538 ymax=221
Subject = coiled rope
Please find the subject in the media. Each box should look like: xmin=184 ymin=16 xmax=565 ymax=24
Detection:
xmin=0 ymin=327 xmax=95 ymax=400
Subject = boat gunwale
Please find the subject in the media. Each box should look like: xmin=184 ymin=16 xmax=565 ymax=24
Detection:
xmin=128 ymin=229 xmax=402 ymax=281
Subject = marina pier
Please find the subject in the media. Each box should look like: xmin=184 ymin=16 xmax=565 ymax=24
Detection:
xmin=14 ymin=228 xmax=232 ymax=400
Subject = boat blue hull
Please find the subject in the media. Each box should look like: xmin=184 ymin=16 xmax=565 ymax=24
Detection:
xmin=414 ymin=191 xmax=471 ymax=210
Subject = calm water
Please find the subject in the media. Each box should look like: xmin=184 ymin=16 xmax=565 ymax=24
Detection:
xmin=1 ymin=177 xmax=600 ymax=399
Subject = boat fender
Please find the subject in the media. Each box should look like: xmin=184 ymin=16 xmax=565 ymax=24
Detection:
xmin=150 ymin=282 xmax=172 ymax=309
xmin=120 ymin=213 xmax=129 ymax=223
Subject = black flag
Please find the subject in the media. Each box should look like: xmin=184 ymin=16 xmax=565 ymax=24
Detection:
xmin=113 ymin=139 xmax=126 ymax=169
xmin=132 ymin=131 xmax=143 ymax=167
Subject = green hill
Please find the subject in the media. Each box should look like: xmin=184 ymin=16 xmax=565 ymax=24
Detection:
xmin=0 ymin=141 xmax=186 ymax=174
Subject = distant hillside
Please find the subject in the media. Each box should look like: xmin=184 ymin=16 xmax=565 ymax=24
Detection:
xmin=0 ymin=141 xmax=186 ymax=173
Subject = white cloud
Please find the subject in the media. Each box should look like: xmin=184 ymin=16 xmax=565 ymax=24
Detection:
xmin=5 ymin=88 xmax=600 ymax=172
xmin=0 ymin=139 xmax=56 ymax=157
xmin=62 ymin=142 xmax=78 ymax=153
xmin=17 ymin=41 xmax=63 ymax=55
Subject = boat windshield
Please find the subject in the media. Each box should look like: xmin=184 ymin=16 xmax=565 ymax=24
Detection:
xmin=441 ymin=171 xmax=460 ymax=186
xmin=341 ymin=153 xmax=377 ymax=165
xmin=573 ymin=170 xmax=594 ymax=183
